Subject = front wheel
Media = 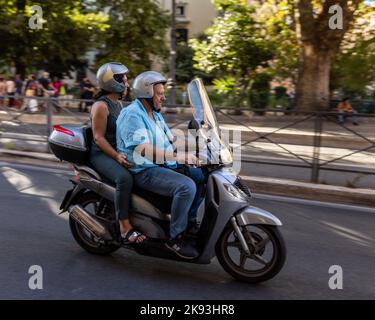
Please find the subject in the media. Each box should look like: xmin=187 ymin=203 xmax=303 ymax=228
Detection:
xmin=216 ymin=223 xmax=286 ymax=283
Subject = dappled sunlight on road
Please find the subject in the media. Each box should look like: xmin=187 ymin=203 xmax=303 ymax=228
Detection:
xmin=0 ymin=166 xmax=68 ymax=221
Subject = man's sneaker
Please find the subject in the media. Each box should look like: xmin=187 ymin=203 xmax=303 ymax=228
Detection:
xmin=165 ymin=235 xmax=199 ymax=259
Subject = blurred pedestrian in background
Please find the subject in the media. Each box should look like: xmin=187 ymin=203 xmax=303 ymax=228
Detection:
xmin=51 ymin=76 xmax=65 ymax=113
xmin=38 ymin=72 xmax=51 ymax=92
xmin=79 ymin=77 xmax=95 ymax=112
xmin=6 ymin=76 xmax=15 ymax=108
xmin=14 ymin=74 xmax=23 ymax=109
xmin=0 ymin=76 xmax=5 ymax=107
xmin=24 ymin=74 xmax=39 ymax=112
xmin=337 ymin=97 xmax=359 ymax=125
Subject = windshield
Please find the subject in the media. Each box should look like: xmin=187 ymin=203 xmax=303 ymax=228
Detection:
xmin=187 ymin=78 xmax=233 ymax=165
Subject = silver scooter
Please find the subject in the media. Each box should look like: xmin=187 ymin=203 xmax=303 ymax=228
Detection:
xmin=48 ymin=78 xmax=286 ymax=283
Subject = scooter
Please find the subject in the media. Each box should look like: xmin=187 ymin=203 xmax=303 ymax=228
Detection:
xmin=48 ymin=78 xmax=286 ymax=283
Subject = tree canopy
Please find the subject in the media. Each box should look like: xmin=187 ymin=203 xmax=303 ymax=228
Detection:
xmin=0 ymin=0 xmax=170 ymax=78
xmin=190 ymin=0 xmax=275 ymax=107
xmin=191 ymin=0 xmax=375 ymax=111
xmin=0 ymin=0 xmax=109 ymax=76
xmin=331 ymin=5 xmax=375 ymax=97
xmin=94 ymin=0 xmax=170 ymax=77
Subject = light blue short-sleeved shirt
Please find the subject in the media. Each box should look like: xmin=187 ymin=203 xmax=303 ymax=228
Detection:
xmin=116 ymin=99 xmax=177 ymax=174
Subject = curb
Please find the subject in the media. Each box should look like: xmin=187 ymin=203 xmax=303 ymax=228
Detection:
xmin=242 ymin=176 xmax=375 ymax=207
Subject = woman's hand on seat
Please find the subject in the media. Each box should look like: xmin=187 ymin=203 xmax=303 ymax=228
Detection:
xmin=116 ymin=153 xmax=133 ymax=169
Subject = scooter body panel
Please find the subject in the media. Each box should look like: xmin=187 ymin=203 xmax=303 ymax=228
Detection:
xmin=195 ymin=169 xmax=249 ymax=263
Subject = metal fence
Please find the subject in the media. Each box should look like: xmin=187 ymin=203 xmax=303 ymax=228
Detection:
xmin=1 ymin=94 xmax=374 ymax=184
xmin=212 ymin=108 xmax=375 ymax=183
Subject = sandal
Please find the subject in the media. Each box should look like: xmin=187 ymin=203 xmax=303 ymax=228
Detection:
xmin=121 ymin=229 xmax=147 ymax=245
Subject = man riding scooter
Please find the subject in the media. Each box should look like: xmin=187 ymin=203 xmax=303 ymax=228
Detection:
xmin=49 ymin=76 xmax=286 ymax=283
xmin=116 ymin=71 xmax=206 ymax=259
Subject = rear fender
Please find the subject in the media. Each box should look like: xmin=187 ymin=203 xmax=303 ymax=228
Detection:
xmin=59 ymin=184 xmax=87 ymax=214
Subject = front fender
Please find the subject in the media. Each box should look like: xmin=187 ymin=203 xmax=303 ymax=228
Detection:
xmin=235 ymin=206 xmax=282 ymax=226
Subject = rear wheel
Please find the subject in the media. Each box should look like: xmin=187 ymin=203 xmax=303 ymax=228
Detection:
xmin=69 ymin=192 xmax=120 ymax=255
xmin=216 ymin=223 xmax=286 ymax=283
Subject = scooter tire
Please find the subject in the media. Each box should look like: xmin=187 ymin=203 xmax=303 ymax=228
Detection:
xmin=216 ymin=223 xmax=286 ymax=283
xmin=69 ymin=192 xmax=120 ymax=255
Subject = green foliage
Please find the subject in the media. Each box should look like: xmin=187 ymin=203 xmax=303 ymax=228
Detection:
xmin=256 ymin=0 xmax=299 ymax=83
xmin=260 ymin=0 xmax=374 ymax=99
xmin=94 ymin=0 xmax=170 ymax=77
xmin=0 ymin=0 xmax=170 ymax=78
xmin=0 ymin=0 xmax=109 ymax=75
xmin=211 ymin=76 xmax=241 ymax=107
xmin=331 ymin=39 xmax=375 ymax=97
xmin=274 ymin=86 xmax=288 ymax=99
xmin=331 ymin=7 xmax=375 ymax=97
xmin=190 ymin=0 xmax=275 ymax=103
xmin=269 ymin=86 xmax=290 ymax=109
xmin=207 ymin=90 xmax=226 ymax=107
xmin=175 ymin=44 xmax=195 ymax=84
xmin=212 ymin=77 xmax=235 ymax=95
xmin=249 ymin=73 xmax=272 ymax=114
xmin=174 ymin=44 xmax=214 ymax=84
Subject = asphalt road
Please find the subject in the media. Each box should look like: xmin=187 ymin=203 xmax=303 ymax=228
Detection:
xmin=0 ymin=161 xmax=374 ymax=300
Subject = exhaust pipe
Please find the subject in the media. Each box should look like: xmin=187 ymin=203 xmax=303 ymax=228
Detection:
xmin=69 ymin=205 xmax=112 ymax=241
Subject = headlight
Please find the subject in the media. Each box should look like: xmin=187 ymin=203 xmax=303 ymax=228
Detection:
xmin=224 ymin=183 xmax=249 ymax=201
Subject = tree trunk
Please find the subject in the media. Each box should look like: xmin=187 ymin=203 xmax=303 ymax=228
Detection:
xmin=296 ymin=44 xmax=332 ymax=111
xmin=15 ymin=61 xmax=26 ymax=79
xmin=295 ymin=0 xmax=363 ymax=112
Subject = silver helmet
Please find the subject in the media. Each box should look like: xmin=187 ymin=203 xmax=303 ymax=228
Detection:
xmin=132 ymin=71 xmax=167 ymax=98
xmin=96 ymin=62 xmax=129 ymax=93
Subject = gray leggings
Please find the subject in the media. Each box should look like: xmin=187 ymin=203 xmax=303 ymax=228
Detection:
xmin=90 ymin=150 xmax=133 ymax=220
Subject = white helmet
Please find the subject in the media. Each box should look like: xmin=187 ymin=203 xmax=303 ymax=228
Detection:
xmin=132 ymin=71 xmax=167 ymax=99
xmin=96 ymin=62 xmax=129 ymax=93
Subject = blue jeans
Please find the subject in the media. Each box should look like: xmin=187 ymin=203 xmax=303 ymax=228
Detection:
xmin=338 ymin=111 xmax=358 ymax=124
xmin=177 ymin=165 xmax=206 ymax=222
xmin=90 ymin=149 xmax=133 ymax=221
xmin=133 ymin=166 xmax=205 ymax=238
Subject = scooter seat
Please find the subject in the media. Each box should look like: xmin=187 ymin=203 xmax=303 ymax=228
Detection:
xmin=79 ymin=164 xmax=173 ymax=215
xmin=133 ymin=187 xmax=172 ymax=215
